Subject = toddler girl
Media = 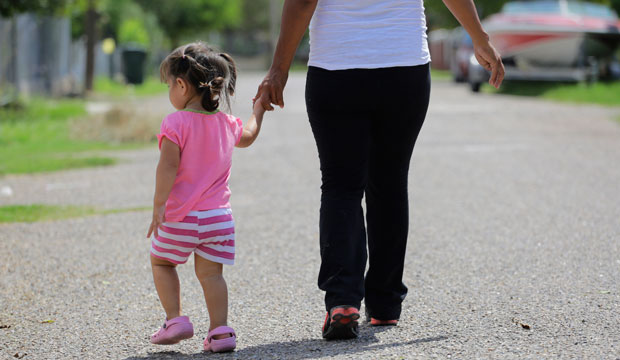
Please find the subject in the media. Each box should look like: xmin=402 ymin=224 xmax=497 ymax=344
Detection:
xmin=146 ymin=42 xmax=265 ymax=353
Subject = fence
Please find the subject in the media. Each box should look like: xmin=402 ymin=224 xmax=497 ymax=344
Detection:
xmin=0 ymin=13 xmax=117 ymax=99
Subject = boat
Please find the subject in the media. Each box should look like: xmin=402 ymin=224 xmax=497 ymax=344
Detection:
xmin=468 ymin=0 xmax=620 ymax=90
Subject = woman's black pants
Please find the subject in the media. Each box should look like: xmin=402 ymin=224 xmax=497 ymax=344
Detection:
xmin=305 ymin=64 xmax=431 ymax=320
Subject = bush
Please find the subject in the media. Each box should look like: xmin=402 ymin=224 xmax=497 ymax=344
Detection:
xmin=118 ymin=18 xmax=150 ymax=47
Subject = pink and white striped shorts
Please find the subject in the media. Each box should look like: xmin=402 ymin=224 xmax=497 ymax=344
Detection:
xmin=151 ymin=208 xmax=235 ymax=265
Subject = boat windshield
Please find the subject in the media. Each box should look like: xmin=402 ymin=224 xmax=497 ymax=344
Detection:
xmin=566 ymin=3 xmax=617 ymax=19
xmin=503 ymin=1 xmax=562 ymax=15
xmin=503 ymin=1 xmax=618 ymax=19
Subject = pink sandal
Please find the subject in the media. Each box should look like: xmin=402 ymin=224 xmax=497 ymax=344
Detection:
xmin=150 ymin=316 xmax=194 ymax=345
xmin=203 ymin=326 xmax=236 ymax=353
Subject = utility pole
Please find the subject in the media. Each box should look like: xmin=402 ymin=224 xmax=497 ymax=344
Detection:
xmin=9 ymin=15 xmax=18 ymax=95
xmin=84 ymin=0 xmax=97 ymax=93
xmin=268 ymin=0 xmax=280 ymax=65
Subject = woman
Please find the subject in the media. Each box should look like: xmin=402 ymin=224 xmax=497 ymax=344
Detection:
xmin=255 ymin=0 xmax=504 ymax=340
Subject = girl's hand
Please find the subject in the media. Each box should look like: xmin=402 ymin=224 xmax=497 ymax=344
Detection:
xmin=147 ymin=204 xmax=166 ymax=239
xmin=253 ymin=95 xmax=268 ymax=117
xmin=472 ymin=39 xmax=505 ymax=89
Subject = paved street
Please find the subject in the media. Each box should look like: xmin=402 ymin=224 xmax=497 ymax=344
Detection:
xmin=1 ymin=73 xmax=619 ymax=359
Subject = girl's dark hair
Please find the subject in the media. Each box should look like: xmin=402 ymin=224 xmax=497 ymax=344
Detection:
xmin=160 ymin=42 xmax=237 ymax=112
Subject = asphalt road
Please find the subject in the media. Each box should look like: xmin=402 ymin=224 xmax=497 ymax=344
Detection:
xmin=1 ymin=73 xmax=619 ymax=359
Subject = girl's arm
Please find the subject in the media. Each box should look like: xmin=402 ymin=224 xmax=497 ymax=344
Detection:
xmin=147 ymin=138 xmax=180 ymax=238
xmin=254 ymin=0 xmax=318 ymax=110
xmin=441 ymin=0 xmax=505 ymax=88
xmin=236 ymin=100 xmax=267 ymax=148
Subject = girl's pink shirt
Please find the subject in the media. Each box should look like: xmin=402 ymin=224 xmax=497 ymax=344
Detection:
xmin=157 ymin=109 xmax=243 ymax=222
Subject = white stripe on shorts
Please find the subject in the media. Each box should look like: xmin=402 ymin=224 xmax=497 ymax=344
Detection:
xmin=188 ymin=208 xmax=232 ymax=219
xmin=157 ymin=229 xmax=200 ymax=243
xmin=202 ymin=234 xmax=235 ymax=243
xmin=197 ymin=220 xmax=235 ymax=233
xmin=199 ymin=244 xmax=235 ymax=254
xmin=162 ymin=221 xmax=195 ymax=230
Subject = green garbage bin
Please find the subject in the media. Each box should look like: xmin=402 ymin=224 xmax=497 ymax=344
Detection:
xmin=122 ymin=47 xmax=147 ymax=84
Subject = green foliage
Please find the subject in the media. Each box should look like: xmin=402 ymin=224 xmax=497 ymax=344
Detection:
xmin=239 ymin=0 xmax=270 ymax=32
xmin=118 ymin=18 xmax=149 ymax=46
xmin=134 ymin=0 xmax=242 ymax=46
xmin=0 ymin=98 xmax=121 ymax=174
xmin=0 ymin=0 xmax=70 ymax=16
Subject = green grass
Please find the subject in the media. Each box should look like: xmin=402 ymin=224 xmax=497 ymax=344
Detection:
xmin=430 ymin=69 xmax=452 ymax=80
xmin=483 ymin=80 xmax=620 ymax=107
xmin=0 ymin=98 xmax=123 ymax=175
xmin=94 ymin=76 xmax=167 ymax=97
xmin=289 ymin=61 xmax=309 ymax=72
xmin=0 ymin=204 xmax=150 ymax=223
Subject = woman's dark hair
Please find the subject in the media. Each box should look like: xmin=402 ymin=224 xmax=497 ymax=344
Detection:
xmin=160 ymin=42 xmax=237 ymax=112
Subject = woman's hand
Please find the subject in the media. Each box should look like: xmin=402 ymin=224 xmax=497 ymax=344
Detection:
xmin=147 ymin=204 xmax=166 ymax=239
xmin=254 ymin=67 xmax=289 ymax=111
xmin=473 ymin=38 xmax=505 ymax=89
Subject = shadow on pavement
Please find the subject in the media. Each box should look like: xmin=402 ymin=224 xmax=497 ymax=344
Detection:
xmin=124 ymin=327 xmax=450 ymax=359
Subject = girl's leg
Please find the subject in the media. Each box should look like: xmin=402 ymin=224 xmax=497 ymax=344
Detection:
xmin=151 ymin=255 xmax=182 ymax=319
xmin=194 ymin=254 xmax=230 ymax=339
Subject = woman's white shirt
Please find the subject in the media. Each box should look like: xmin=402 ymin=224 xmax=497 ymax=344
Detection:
xmin=308 ymin=0 xmax=431 ymax=70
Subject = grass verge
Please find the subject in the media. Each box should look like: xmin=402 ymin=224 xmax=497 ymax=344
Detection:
xmin=483 ymin=80 xmax=620 ymax=107
xmin=94 ymin=76 xmax=167 ymax=97
xmin=0 ymin=98 xmax=136 ymax=175
xmin=0 ymin=204 xmax=150 ymax=223
xmin=430 ymin=69 xmax=452 ymax=80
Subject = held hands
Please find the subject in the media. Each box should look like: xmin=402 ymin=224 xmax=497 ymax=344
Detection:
xmin=147 ymin=204 xmax=166 ymax=239
xmin=253 ymin=68 xmax=289 ymax=111
xmin=472 ymin=37 xmax=505 ymax=89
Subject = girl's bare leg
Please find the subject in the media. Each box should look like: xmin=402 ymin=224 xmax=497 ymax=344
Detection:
xmin=151 ymin=255 xmax=182 ymax=319
xmin=194 ymin=254 xmax=230 ymax=339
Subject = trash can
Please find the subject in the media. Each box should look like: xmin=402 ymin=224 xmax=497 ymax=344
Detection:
xmin=122 ymin=46 xmax=147 ymax=85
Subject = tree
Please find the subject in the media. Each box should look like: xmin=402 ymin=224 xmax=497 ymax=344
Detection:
xmin=0 ymin=0 xmax=69 ymax=16
xmin=134 ymin=0 xmax=242 ymax=48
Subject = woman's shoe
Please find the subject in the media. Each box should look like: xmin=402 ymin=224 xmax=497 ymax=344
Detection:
xmin=365 ymin=308 xmax=398 ymax=326
xmin=322 ymin=305 xmax=360 ymax=340
xmin=203 ymin=326 xmax=236 ymax=353
xmin=150 ymin=316 xmax=194 ymax=345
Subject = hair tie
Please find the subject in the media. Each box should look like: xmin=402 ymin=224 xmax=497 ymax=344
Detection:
xmin=198 ymin=81 xmax=211 ymax=89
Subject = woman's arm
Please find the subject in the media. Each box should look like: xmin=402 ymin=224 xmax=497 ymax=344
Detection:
xmin=237 ymin=100 xmax=267 ymax=148
xmin=147 ymin=138 xmax=180 ymax=238
xmin=442 ymin=0 xmax=505 ymax=88
xmin=255 ymin=0 xmax=318 ymax=110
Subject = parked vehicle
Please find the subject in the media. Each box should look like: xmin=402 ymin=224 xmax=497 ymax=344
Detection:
xmin=449 ymin=28 xmax=475 ymax=83
xmin=468 ymin=0 xmax=620 ymax=92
